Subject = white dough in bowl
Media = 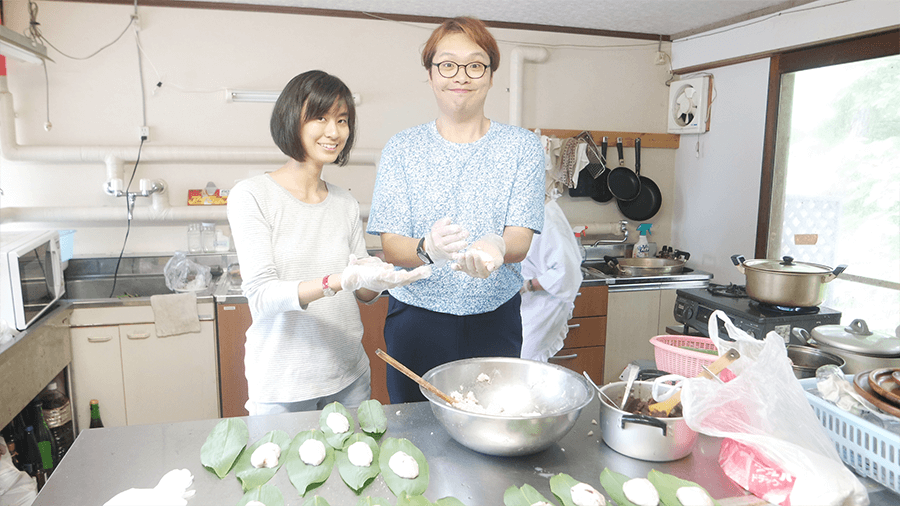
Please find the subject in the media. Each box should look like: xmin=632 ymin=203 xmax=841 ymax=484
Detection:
xmin=347 ymin=441 xmax=373 ymax=467
xmin=250 ymin=442 xmax=281 ymax=469
xmin=388 ymin=451 xmax=419 ymax=479
xmin=622 ymin=478 xmax=659 ymax=506
xmin=570 ymin=482 xmax=606 ymax=506
xmin=675 ymin=486 xmax=713 ymax=506
xmin=298 ymin=438 xmax=327 ymax=466
xmin=326 ymin=412 xmax=350 ymax=433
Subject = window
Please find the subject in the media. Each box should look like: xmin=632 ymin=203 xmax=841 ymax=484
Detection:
xmin=760 ymin=31 xmax=899 ymax=334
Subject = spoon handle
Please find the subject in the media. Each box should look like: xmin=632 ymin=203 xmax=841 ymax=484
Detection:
xmin=376 ymin=348 xmax=457 ymax=406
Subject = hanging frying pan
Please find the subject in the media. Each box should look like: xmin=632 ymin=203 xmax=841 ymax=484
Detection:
xmin=606 ymin=137 xmax=641 ymax=201
xmin=590 ymin=137 xmax=614 ymax=203
xmin=617 ymin=138 xmax=663 ymax=221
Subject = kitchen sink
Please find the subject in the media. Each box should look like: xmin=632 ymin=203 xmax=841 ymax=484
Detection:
xmin=581 ymin=261 xmax=616 ymax=279
xmin=65 ymin=275 xmax=176 ymax=299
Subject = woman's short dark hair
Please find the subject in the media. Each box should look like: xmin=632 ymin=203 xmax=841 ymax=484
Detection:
xmin=270 ymin=70 xmax=356 ymax=166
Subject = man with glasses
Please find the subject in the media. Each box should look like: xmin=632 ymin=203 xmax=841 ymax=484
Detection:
xmin=367 ymin=17 xmax=545 ymax=403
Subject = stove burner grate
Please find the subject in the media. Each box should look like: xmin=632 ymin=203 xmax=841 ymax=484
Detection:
xmin=706 ymin=283 xmax=748 ymax=298
xmin=751 ymin=300 xmax=821 ymax=316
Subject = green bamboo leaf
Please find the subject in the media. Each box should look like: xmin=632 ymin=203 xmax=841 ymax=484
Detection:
xmin=200 ymin=418 xmax=249 ymax=479
xmin=549 ymin=473 xmax=583 ymax=506
xmin=397 ymin=493 xmax=434 ymax=506
xmin=504 ymin=483 xmax=553 ymax=506
xmin=357 ymin=497 xmax=393 ymax=506
xmin=357 ymin=399 xmax=388 ymax=437
xmin=285 ymin=430 xmax=334 ymax=496
xmin=378 ymin=438 xmax=429 ymax=497
xmin=320 ymin=402 xmax=357 ymax=449
xmin=335 ymin=433 xmax=380 ymax=493
xmin=236 ymin=483 xmax=284 ymax=506
xmin=301 ymin=496 xmax=332 ymax=506
xmin=435 ymin=497 xmax=468 ymax=506
xmin=599 ymin=468 xmax=639 ymax=506
xmin=234 ymin=430 xmax=292 ymax=492
xmin=647 ymin=469 xmax=720 ymax=506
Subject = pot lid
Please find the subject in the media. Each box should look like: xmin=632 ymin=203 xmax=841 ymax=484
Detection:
xmin=744 ymin=256 xmax=832 ymax=275
xmin=811 ymin=319 xmax=900 ymax=357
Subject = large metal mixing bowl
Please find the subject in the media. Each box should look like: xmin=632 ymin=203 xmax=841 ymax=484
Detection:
xmin=420 ymin=357 xmax=593 ymax=456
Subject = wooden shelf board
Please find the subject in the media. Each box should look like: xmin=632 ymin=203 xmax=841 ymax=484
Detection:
xmin=532 ymin=129 xmax=680 ymax=149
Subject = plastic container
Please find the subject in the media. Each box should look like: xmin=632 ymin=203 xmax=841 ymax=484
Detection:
xmin=650 ymin=334 xmax=737 ymax=381
xmin=39 ymin=382 xmax=75 ymax=465
xmin=799 ymin=376 xmax=899 ymax=494
xmin=214 ymin=230 xmax=230 ymax=252
xmin=187 ymin=223 xmax=202 ymax=253
xmin=632 ymin=223 xmax=652 ymax=258
xmin=200 ymin=223 xmax=216 ymax=253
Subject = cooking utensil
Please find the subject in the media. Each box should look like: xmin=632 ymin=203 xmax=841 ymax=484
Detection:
xmin=853 ymin=371 xmax=900 ymax=417
xmin=375 ymin=348 xmax=457 ymax=406
xmin=794 ymin=320 xmax=900 ymax=374
xmin=583 ymin=371 xmax=618 ymax=407
xmin=620 ymin=365 xmax=639 ymax=410
xmin=598 ymin=380 xmax=699 ymax=461
xmin=604 ymin=255 xmax=687 ymax=277
xmin=867 ymin=368 xmax=900 ymax=406
xmin=419 ymin=357 xmax=593 ymax=456
xmin=606 ymin=137 xmax=640 ymax=201
xmin=786 ymin=344 xmax=845 ymax=379
xmin=590 ymin=137 xmax=615 ymax=202
xmin=617 ymin=138 xmax=663 ymax=221
xmin=648 ymin=348 xmax=740 ymax=416
xmin=731 ymin=254 xmax=847 ymax=307
xmin=575 ymin=131 xmax=605 ymax=179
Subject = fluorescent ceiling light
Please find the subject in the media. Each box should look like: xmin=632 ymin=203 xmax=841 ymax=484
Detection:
xmin=0 ymin=25 xmax=51 ymax=64
xmin=225 ymin=89 xmax=280 ymax=103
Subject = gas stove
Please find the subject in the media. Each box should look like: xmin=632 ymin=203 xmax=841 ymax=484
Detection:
xmin=673 ymin=283 xmax=841 ymax=344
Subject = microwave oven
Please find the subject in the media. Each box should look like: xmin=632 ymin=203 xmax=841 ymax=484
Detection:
xmin=1 ymin=230 xmax=65 ymax=331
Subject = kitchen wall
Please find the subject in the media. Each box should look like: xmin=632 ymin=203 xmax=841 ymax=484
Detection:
xmin=0 ymin=1 xmax=676 ymax=257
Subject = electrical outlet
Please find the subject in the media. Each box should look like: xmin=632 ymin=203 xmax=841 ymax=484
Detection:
xmin=140 ymin=126 xmax=150 ymax=141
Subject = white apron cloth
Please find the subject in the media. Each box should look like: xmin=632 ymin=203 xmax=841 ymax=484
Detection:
xmin=520 ymin=199 xmax=584 ymax=361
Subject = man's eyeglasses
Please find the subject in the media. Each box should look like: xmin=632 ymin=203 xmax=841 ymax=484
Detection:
xmin=432 ymin=61 xmax=489 ymax=79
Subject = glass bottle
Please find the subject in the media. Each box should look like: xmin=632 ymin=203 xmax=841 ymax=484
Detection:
xmin=40 ymin=382 xmax=75 ymax=464
xmin=200 ymin=222 xmax=216 ymax=253
xmin=187 ymin=223 xmax=202 ymax=253
xmin=23 ymin=425 xmax=47 ymax=488
xmin=89 ymin=399 xmax=104 ymax=429
xmin=27 ymin=399 xmax=56 ymax=475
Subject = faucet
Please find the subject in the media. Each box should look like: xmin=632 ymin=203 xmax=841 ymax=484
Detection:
xmin=591 ymin=220 xmax=629 ymax=246
xmin=105 ymin=179 xmax=166 ymax=220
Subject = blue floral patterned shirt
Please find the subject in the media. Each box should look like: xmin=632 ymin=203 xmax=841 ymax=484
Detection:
xmin=367 ymin=120 xmax=545 ymax=315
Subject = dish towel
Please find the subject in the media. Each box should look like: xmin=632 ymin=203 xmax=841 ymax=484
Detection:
xmin=150 ymin=292 xmax=200 ymax=337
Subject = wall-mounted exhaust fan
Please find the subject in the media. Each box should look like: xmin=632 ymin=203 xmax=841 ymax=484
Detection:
xmin=667 ymin=76 xmax=711 ymax=134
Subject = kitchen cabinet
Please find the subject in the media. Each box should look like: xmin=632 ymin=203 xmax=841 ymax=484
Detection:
xmin=550 ymin=285 xmax=607 ymax=382
xmin=69 ymin=303 xmax=219 ymax=431
xmin=604 ymin=289 xmax=682 ymax=383
xmin=359 ymin=297 xmax=390 ymax=404
xmin=215 ymin=302 xmax=251 ymax=417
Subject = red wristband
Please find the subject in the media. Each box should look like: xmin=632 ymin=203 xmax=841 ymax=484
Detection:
xmin=322 ymin=275 xmax=336 ymax=297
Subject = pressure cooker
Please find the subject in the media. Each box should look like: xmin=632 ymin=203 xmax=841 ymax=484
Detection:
xmin=731 ymin=255 xmax=847 ymax=307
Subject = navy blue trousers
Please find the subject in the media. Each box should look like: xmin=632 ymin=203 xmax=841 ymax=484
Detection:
xmin=383 ymin=293 xmax=523 ymax=404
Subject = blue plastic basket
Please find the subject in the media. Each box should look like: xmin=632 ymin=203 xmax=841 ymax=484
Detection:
xmin=799 ymin=377 xmax=900 ymax=494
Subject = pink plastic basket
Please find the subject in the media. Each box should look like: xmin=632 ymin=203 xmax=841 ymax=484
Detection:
xmin=650 ymin=335 xmax=737 ymax=381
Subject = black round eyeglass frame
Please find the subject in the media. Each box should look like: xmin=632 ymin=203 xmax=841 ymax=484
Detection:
xmin=431 ymin=61 xmax=489 ymax=79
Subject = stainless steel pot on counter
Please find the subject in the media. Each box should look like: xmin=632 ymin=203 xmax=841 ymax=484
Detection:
xmin=604 ymin=253 xmax=688 ymax=277
xmin=597 ymin=381 xmax=698 ymax=462
xmin=786 ymin=344 xmax=845 ymax=378
xmin=731 ymin=255 xmax=847 ymax=307
xmin=793 ymin=319 xmax=900 ymax=374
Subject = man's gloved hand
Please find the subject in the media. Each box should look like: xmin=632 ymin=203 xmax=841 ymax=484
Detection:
xmin=450 ymin=233 xmax=506 ymax=279
xmin=424 ymin=217 xmax=469 ymax=266
xmin=342 ymin=254 xmax=432 ymax=293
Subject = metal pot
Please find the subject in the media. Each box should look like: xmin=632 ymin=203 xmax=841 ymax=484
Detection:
xmin=604 ymin=254 xmax=688 ymax=277
xmin=793 ymin=320 xmax=900 ymax=374
xmin=786 ymin=344 xmax=845 ymax=379
xmin=597 ymin=381 xmax=698 ymax=462
xmin=731 ymin=255 xmax=847 ymax=307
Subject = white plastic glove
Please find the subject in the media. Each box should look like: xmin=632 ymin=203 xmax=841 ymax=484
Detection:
xmin=103 ymin=469 xmax=195 ymax=506
xmin=424 ymin=217 xmax=469 ymax=266
xmin=451 ymin=233 xmax=506 ymax=279
xmin=341 ymin=254 xmax=432 ymax=293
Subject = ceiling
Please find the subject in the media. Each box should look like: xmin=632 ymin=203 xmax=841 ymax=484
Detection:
xmin=184 ymin=0 xmax=823 ymax=39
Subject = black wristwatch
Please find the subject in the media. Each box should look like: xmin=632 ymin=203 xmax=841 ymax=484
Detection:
xmin=416 ymin=237 xmax=433 ymax=265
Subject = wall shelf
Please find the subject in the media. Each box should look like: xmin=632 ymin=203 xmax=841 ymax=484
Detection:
xmin=532 ymin=129 xmax=680 ymax=149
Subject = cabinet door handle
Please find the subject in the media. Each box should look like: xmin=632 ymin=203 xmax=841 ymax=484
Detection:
xmin=549 ymin=353 xmax=578 ymax=361
xmin=87 ymin=336 xmax=113 ymax=343
xmin=567 ymin=323 xmax=580 ymax=329
xmin=126 ymin=331 xmax=151 ymax=340
xmin=575 ymin=292 xmax=582 ymax=298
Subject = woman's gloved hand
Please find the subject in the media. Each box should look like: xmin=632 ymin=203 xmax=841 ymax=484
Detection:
xmin=451 ymin=233 xmax=506 ymax=279
xmin=424 ymin=217 xmax=469 ymax=266
xmin=342 ymin=254 xmax=432 ymax=292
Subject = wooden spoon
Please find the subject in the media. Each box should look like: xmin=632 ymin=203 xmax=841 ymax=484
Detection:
xmin=376 ymin=348 xmax=457 ymax=406
xmin=648 ymin=348 xmax=741 ymax=417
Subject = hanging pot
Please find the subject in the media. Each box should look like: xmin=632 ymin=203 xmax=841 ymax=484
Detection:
xmin=606 ymin=137 xmax=641 ymax=201
xmin=617 ymin=138 xmax=663 ymax=221
xmin=731 ymin=255 xmax=847 ymax=307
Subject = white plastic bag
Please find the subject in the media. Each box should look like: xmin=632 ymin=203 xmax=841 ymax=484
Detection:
xmin=0 ymin=436 xmax=37 ymax=506
xmin=680 ymin=310 xmax=868 ymax=506
xmin=164 ymin=252 xmax=211 ymax=292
